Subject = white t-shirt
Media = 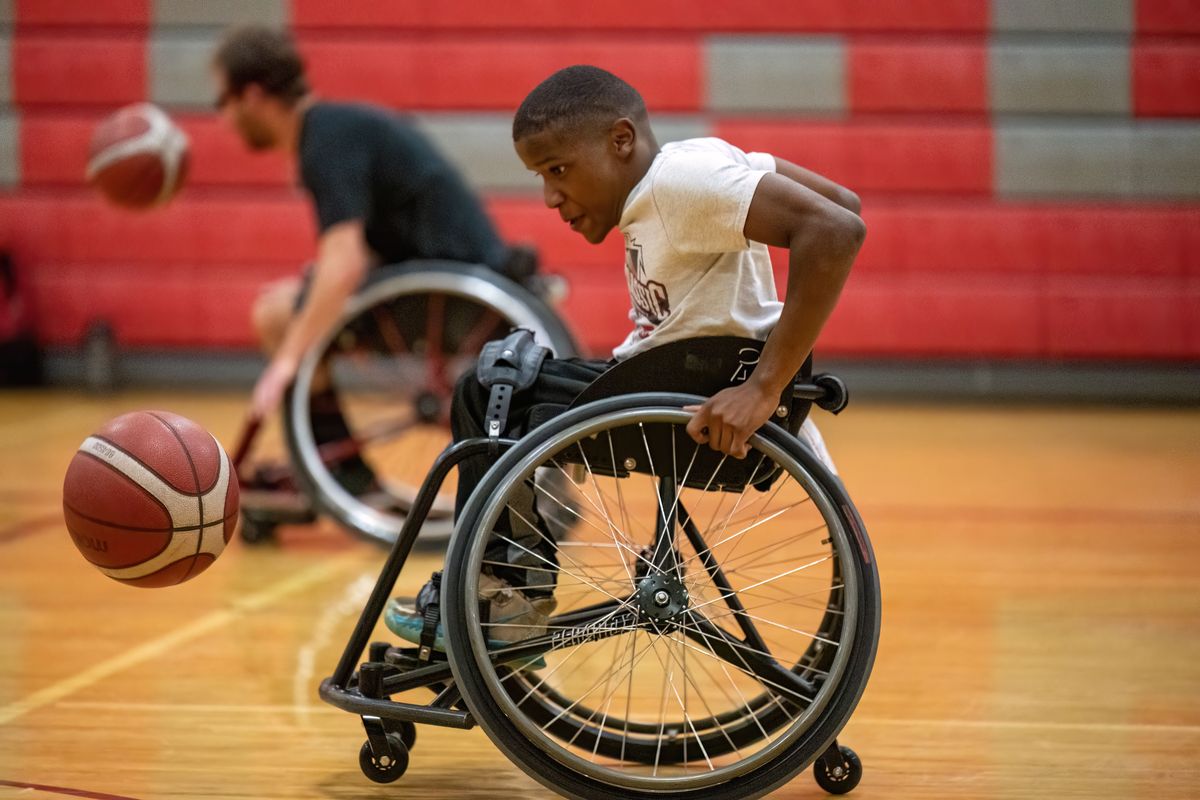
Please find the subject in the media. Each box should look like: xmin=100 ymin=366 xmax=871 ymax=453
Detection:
xmin=612 ymin=137 xmax=782 ymax=362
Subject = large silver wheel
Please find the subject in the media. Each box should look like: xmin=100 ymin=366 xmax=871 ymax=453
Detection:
xmin=285 ymin=261 xmax=577 ymax=546
xmin=443 ymin=395 xmax=879 ymax=799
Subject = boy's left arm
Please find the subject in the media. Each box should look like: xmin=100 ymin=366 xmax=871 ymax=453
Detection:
xmin=686 ymin=174 xmax=866 ymax=457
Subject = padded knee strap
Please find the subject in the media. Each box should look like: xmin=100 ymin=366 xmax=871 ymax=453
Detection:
xmin=477 ymin=329 xmax=549 ymax=439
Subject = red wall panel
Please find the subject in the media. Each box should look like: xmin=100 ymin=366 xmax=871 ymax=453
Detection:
xmin=15 ymin=0 xmax=148 ymax=27
xmin=775 ymin=205 xmax=1200 ymax=278
xmin=21 ymin=114 xmax=296 ymax=187
xmin=717 ymin=121 xmax=993 ymax=194
xmin=292 ymin=0 xmax=987 ymax=33
xmin=23 ymin=263 xmax=285 ymax=347
xmin=1134 ymin=43 xmax=1200 ymax=116
xmin=1137 ymin=0 xmax=1200 ymax=34
xmin=300 ymin=36 xmax=700 ymax=111
xmin=850 ymin=42 xmax=987 ymax=113
xmin=820 ymin=274 xmax=1043 ymax=357
xmin=14 ymin=36 xmax=145 ymax=106
xmin=1044 ymin=277 xmax=1191 ymax=358
xmin=1186 ymin=278 xmax=1200 ymax=356
xmin=0 ymin=196 xmax=312 ymax=266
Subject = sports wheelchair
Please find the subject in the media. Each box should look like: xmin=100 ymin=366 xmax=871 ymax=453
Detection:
xmin=236 ymin=258 xmax=577 ymax=546
xmin=320 ymin=336 xmax=881 ymax=798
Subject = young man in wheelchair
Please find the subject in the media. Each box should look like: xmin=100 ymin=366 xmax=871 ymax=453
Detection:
xmin=210 ymin=26 xmax=538 ymax=431
xmin=386 ymin=64 xmax=866 ymax=647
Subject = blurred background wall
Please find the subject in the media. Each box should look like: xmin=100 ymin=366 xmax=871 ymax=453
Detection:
xmin=0 ymin=0 xmax=1197 ymax=397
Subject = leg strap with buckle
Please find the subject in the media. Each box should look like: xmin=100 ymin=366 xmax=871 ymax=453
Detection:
xmin=476 ymin=329 xmax=549 ymax=453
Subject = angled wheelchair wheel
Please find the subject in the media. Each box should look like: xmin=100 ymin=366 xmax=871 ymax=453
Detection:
xmin=284 ymin=261 xmax=577 ymax=547
xmin=443 ymin=394 xmax=880 ymax=799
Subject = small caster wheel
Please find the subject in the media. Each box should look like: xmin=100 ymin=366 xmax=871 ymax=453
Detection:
xmin=239 ymin=514 xmax=277 ymax=545
xmin=359 ymin=732 xmax=408 ymax=784
xmin=383 ymin=719 xmax=417 ymax=751
xmin=814 ymin=745 xmax=861 ymax=795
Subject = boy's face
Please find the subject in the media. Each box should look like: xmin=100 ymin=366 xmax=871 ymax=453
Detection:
xmin=515 ymin=122 xmax=633 ymax=245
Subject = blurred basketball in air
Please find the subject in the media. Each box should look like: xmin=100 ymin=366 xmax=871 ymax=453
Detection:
xmin=63 ymin=410 xmax=239 ymax=587
xmin=86 ymin=103 xmax=190 ymax=209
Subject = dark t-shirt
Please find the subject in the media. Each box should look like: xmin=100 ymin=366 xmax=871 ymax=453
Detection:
xmin=298 ymin=101 xmax=508 ymax=270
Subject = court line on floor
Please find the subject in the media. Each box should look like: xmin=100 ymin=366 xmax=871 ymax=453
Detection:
xmin=57 ymin=701 xmax=342 ymax=714
xmin=50 ymin=703 xmax=1200 ymax=735
xmin=0 ymin=514 xmax=61 ymax=546
xmin=855 ymin=716 xmax=1200 ymax=735
xmin=863 ymin=503 xmax=1199 ymax=527
xmin=0 ymin=779 xmax=140 ymax=800
xmin=0 ymin=551 xmax=368 ymax=727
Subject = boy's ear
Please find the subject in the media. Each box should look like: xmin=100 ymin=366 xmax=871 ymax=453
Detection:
xmin=610 ymin=118 xmax=637 ymax=159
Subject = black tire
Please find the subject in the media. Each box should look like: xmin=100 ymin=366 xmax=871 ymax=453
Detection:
xmin=443 ymin=395 xmax=880 ymax=800
xmin=358 ymin=732 xmax=409 ymax=784
xmin=814 ymin=746 xmax=862 ymax=795
xmin=285 ymin=261 xmax=577 ymax=547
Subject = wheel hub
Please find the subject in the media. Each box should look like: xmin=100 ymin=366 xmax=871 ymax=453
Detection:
xmin=635 ymin=573 xmax=689 ymax=623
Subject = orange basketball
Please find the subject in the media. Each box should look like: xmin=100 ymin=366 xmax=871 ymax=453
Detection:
xmin=62 ymin=411 xmax=239 ymax=588
xmin=86 ymin=103 xmax=190 ymax=210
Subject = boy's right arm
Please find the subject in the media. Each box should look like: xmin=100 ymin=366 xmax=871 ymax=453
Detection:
xmin=773 ymin=158 xmax=861 ymax=216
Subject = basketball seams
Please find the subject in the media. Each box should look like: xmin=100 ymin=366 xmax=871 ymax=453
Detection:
xmin=62 ymin=497 xmax=239 ymax=534
xmin=147 ymin=412 xmax=207 ymax=585
xmin=156 ymin=124 xmax=187 ymax=205
xmin=86 ymin=104 xmax=178 ymax=178
xmin=86 ymin=125 xmax=166 ymax=179
xmin=68 ymin=449 xmax=173 ymax=525
xmin=66 ymin=449 xmax=177 ymax=568
xmin=66 ymin=411 xmax=236 ymax=587
xmin=89 ymin=434 xmax=201 ymax=497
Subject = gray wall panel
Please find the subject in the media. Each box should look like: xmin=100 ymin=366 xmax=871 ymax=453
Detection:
xmin=150 ymin=35 xmax=222 ymax=108
xmin=992 ymin=0 xmax=1133 ymax=33
xmin=0 ymin=34 xmax=10 ymax=106
xmin=1132 ymin=124 xmax=1200 ymax=198
xmin=650 ymin=116 xmax=711 ymax=147
xmin=997 ymin=122 xmax=1200 ymax=198
xmin=416 ymin=114 xmax=710 ymax=192
xmin=415 ymin=115 xmax=532 ymax=193
xmin=154 ymin=0 xmax=287 ymax=28
xmin=0 ymin=0 xmax=12 ymax=26
xmin=0 ymin=112 xmax=18 ymax=188
xmin=990 ymin=43 xmax=1130 ymax=115
xmin=708 ymin=36 xmax=844 ymax=113
xmin=996 ymin=123 xmax=1134 ymax=196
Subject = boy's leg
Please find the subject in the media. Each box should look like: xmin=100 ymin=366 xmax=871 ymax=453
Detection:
xmin=799 ymin=417 xmax=838 ymax=475
xmin=385 ymin=356 xmax=608 ymax=648
xmin=451 ymin=356 xmax=609 ymax=600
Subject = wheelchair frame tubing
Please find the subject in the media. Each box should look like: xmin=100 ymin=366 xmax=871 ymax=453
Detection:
xmin=329 ymin=436 xmax=520 ymax=688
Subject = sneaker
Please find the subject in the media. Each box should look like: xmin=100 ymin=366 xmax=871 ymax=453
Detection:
xmin=385 ymin=572 xmax=557 ymax=651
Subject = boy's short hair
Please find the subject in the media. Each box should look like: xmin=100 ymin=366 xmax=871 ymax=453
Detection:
xmin=214 ymin=26 xmax=309 ymax=105
xmin=513 ymin=65 xmax=647 ymax=141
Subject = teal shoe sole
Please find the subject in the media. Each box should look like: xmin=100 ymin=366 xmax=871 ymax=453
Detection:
xmin=384 ymin=603 xmax=546 ymax=670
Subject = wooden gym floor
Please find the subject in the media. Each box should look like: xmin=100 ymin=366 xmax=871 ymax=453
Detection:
xmin=0 ymin=389 xmax=1196 ymax=799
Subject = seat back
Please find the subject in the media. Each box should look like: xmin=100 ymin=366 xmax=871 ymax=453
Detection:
xmin=537 ymin=337 xmax=812 ymax=492
xmin=569 ymin=336 xmax=812 ymax=430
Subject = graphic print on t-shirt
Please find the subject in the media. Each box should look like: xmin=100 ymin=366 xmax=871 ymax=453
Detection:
xmin=625 ymin=237 xmax=670 ymax=338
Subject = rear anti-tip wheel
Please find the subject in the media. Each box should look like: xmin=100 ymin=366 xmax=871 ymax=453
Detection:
xmin=383 ymin=719 xmax=417 ymax=751
xmin=814 ymin=745 xmax=861 ymax=795
xmin=358 ymin=732 xmax=409 ymax=784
